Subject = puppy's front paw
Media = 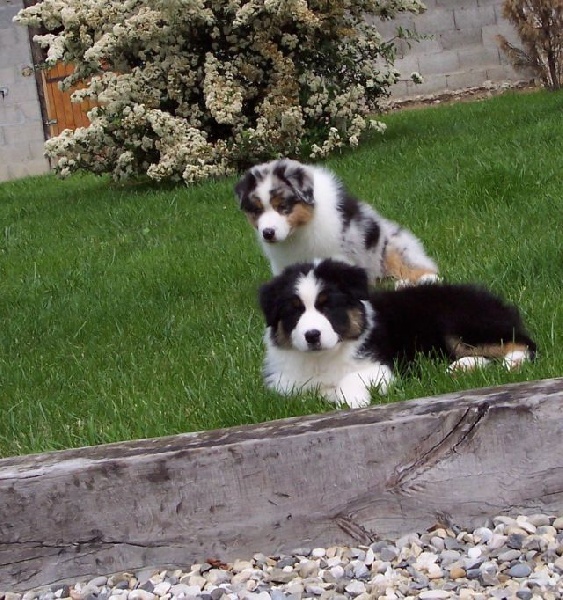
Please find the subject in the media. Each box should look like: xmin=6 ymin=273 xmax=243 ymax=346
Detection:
xmin=503 ymin=349 xmax=532 ymax=371
xmin=335 ymin=367 xmax=392 ymax=408
xmin=335 ymin=386 xmax=371 ymax=409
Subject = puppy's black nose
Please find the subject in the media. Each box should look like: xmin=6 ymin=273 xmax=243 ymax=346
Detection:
xmin=305 ymin=329 xmax=321 ymax=345
xmin=262 ymin=228 xmax=276 ymax=241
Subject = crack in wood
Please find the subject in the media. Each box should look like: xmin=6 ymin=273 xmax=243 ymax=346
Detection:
xmin=0 ymin=538 xmax=178 ymax=551
xmin=334 ymin=515 xmax=378 ymax=545
xmin=387 ymin=402 xmax=490 ymax=493
xmin=330 ymin=403 xmax=492 ymax=544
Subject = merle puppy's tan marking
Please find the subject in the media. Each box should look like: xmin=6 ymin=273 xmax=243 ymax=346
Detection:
xmin=235 ymin=158 xmax=438 ymax=286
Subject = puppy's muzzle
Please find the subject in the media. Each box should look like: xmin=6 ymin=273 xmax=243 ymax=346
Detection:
xmin=305 ymin=329 xmax=321 ymax=349
xmin=262 ymin=228 xmax=276 ymax=242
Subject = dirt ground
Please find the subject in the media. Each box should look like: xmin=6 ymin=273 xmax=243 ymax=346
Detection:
xmin=381 ymin=79 xmax=539 ymax=113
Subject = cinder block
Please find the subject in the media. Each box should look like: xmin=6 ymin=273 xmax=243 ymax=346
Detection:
xmin=414 ymin=9 xmax=456 ymax=35
xmin=0 ymin=50 xmax=20 ymax=68
xmin=486 ymin=63 xmax=534 ymax=82
xmin=0 ymin=4 xmax=20 ymax=28
xmin=0 ymin=105 xmax=25 ymax=126
xmin=458 ymin=45 xmax=501 ymax=69
xmin=387 ymin=79 xmax=415 ymax=100
xmin=3 ymin=122 xmax=45 ymax=146
xmin=478 ymin=0 xmax=502 ymax=6
xmin=394 ymin=54 xmax=421 ymax=76
xmin=13 ymin=22 xmax=30 ymax=45
xmin=0 ymin=77 xmax=39 ymax=104
xmin=419 ymin=49 xmax=461 ymax=75
xmin=446 ymin=69 xmax=491 ymax=90
xmin=0 ymin=65 xmax=17 ymax=86
xmin=368 ymin=14 xmax=415 ymax=38
xmin=1 ymin=42 xmax=33 ymax=72
xmin=483 ymin=21 xmax=519 ymax=48
xmin=439 ymin=27 xmax=483 ymax=51
xmin=0 ymin=48 xmax=33 ymax=68
xmin=437 ymin=0 xmax=478 ymax=7
xmin=0 ymin=141 xmax=34 ymax=163
xmin=18 ymin=99 xmax=43 ymax=122
xmin=388 ymin=80 xmax=410 ymax=98
xmin=3 ymin=158 xmax=50 ymax=182
xmin=0 ymin=26 xmax=18 ymax=49
xmin=453 ymin=6 xmax=497 ymax=30
xmin=393 ymin=38 xmax=410 ymax=60
xmin=411 ymin=38 xmax=443 ymax=55
xmin=407 ymin=73 xmax=448 ymax=95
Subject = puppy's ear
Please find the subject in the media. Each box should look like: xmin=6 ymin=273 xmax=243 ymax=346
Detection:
xmin=259 ymin=278 xmax=282 ymax=327
xmin=276 ymin=161 xmax=315 ymax=205
xmin=315 ymin=260 xmax=369 ymax=301
xmin=234 ymin=171 xmax=256 ymax=206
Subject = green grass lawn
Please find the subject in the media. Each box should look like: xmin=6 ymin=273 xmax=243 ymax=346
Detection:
xmin=1 ymin=89 xmax=562 ymax=458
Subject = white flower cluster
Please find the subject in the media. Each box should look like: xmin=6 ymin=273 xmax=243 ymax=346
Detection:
xmin=15 ymin=0 xmax=425 ymax=183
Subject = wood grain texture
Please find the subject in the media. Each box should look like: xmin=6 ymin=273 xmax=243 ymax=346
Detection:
xmin=42 ymin=63 xmax=94 ymax=137
xmin=1 ymin=378 xmax=562 ymax=591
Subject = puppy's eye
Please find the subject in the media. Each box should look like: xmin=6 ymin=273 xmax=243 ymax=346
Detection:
xmin=275 ymin=202 xmax=291 ymax=214
xmin=316 ymin=292 xmax=329 ymax=308
xmin=291 ymin=296 xmax=304 ymax=309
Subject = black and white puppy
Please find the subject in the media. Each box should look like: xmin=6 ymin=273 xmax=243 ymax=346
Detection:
xmin=259 ymin=259 xmax=536 ymax=408
xmin=235 ymin=158 xmax=438 ymax=287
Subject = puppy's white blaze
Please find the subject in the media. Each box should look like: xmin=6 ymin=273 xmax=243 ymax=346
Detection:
xmin=295 ymin=270 xmax=320 ymax=309
xmin=253 ymin=174 xmax=292 ymax=243
xmin=292 ymin=272 xmax=339 ymax=352
xmin=254 ymin=171 xmax=274 ymax=202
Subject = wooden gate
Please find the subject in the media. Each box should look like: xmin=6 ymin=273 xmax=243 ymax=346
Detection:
xmin=41 ymin=63 xmax=97 ymax=137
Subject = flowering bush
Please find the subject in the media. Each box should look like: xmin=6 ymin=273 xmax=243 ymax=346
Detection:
xmin=498 ymin=0 xmax=563 ymax=89
xmin=16 ymin=0 xmax=425 ymax=183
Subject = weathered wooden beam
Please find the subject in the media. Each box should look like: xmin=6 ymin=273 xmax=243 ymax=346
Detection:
xmin=1 ymin=378 xmax=562 ymax=591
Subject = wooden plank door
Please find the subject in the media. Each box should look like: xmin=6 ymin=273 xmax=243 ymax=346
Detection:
xmin=41 ymin=63 xmax=97 ymax=137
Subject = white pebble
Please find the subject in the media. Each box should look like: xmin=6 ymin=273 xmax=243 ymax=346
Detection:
xmin=488 ymin=533 xmax=508 ymax=549
xmin=128 ymin=591 xmax=155 ymax=600
xmin=205 ymin=570 xmax=231 ymax=586
xmin=427 ymin=564 xmax=444 ymax=579
xmin=169 ymin=584 xmax=199 ymax=598
xmin=345 ymin=580 xmax=366 ymax=595
xmin=152 ymin=582 xmax=171 ymax=596
xmin=232 ymin=560 xmax=253 ymax=572
xmin=516 ymin=515 xmax=537 ymax=534
xmin=419 ymin=591 xmax=452 ymax=599
xmin=415 ymin=551 xmax=439 ymax=571
xmin=329 ymin=565 xmax=344 ymax=579
xmin=304 ymin=583 xmax=325 ymax=595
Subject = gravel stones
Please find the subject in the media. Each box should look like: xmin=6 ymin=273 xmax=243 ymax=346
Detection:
xmin=3 ymin=514 xmax=563 ymax=600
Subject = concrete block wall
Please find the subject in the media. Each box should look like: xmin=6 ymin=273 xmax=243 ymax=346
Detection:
xmin=0 ymin=0 xmax=49 ymax=182
xmin=377 ymin=0 xmax=531 ymax=98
